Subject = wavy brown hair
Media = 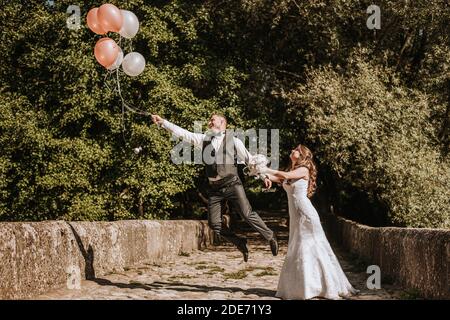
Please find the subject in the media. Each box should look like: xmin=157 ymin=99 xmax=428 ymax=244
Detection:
xmin=289 ymin=144 xmax=317 ymax=198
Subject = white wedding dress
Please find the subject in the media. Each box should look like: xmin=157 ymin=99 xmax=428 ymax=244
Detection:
xmin=276 ymin=178 xmax=358 ymax=300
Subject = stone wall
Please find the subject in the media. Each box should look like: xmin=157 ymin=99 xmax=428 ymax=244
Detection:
xmin=0 ymin=220 xmax=213 ymax=299
xmin=325 ymin=214 xmax=450 ymax=299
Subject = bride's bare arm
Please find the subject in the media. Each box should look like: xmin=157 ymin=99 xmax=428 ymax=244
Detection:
xmin=265 ymin=167 xmax=308 ymax=180
xmin=266 ymin=173 xmax=283 ymax=183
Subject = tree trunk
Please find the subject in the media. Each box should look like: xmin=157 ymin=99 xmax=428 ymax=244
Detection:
xmin=138 ymin=197 xmax=144 ymax=218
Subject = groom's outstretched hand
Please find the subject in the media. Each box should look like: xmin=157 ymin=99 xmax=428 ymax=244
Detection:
xmin=151 ymin=114 xmax=164 ymax=126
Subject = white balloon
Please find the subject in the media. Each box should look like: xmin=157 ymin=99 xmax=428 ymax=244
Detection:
xmin=107 ymin=47 xmax=124 ymax=71
xmin=122 ymin=52 xmax=145 ymax=77
xmin=119 ymin=10 xmax=139 ymax=39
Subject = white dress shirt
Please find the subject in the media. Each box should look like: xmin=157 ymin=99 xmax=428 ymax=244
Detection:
xmin=161 ymin=120 xmax=252 ymax=180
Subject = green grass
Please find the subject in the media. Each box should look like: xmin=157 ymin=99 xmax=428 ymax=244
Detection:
xmin=255 ymin=270 xmax=278 ymax=277
xmin=144 ymin=262 xmax=162 ymax=267
xmin=187 ymin=261 xmax=208 ymax=266
xmin=137 ymin=266 xmax=151 ymax=270
xmin=168 ymin=274 xmax=194 ymax=280
xmin=244 ymin=266 xmax=275 ymax=272
xmin=195 ymin=265 xmax=209 ymax=270
xmin=223 ymin=270 xmax=247 ymax=280
xmin=399 ymin=288 xmax=424 ymax=300
xmin=179 ymin=251 xmax=190 ymax=257
xmin=194 ymin=265 xmax=226 ymax=272
xmin=207 ymin=266 xmax=225 ymax=273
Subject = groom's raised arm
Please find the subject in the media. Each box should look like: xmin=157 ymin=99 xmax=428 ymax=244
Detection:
xmin=151 ymin=115 xmax=205 ymax=148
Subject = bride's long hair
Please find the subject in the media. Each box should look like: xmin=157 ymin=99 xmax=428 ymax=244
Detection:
xmin=289 ymin=144 xmax=317 ymax=198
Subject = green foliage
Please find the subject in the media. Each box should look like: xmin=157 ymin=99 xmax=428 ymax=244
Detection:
xmin=0 ymin=0 xmax=248 ymax=221
xmin=287 ymin=56 xmax=450 ymax=228
xmin=0 ymin=0 xmax=448 ymax=227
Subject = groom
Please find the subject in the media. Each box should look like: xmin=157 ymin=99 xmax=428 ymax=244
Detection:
xmin=151 ymin=114 xmax=278 ymax=262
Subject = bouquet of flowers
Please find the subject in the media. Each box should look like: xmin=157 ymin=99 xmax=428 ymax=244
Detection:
xmin=245 ymin=154 xmax=270 ymax=179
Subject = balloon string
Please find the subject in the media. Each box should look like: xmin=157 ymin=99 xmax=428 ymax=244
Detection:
xmin=104 ymin=70 xmax=117 ymax=93
xmin=122 ymin=90 xmax=126 ymax=144
xmin=112 ymin=66 xmax=151 ymax=144
xmin=115 ymin=68 xmax=150 ymax=116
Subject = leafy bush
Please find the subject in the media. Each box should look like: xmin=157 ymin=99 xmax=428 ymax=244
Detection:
xmin=287 ymin=57 xmax=450 ymax=228
xmin=0 ymin=1 xmax=448 ymax=228
xmin=0 ymin=1 xmax=245 ymax=221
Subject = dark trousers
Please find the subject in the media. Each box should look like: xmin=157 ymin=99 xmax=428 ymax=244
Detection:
xmin=207 ymin=175 xmax=274 ymax=247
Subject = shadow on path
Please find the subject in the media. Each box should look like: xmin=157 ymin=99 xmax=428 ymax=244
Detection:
xmin=92 ymin=278 xmax=277 ymax=298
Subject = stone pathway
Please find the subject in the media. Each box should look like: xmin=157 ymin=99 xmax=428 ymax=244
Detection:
xmin=34 ymin=212 xmax=408 ymax=300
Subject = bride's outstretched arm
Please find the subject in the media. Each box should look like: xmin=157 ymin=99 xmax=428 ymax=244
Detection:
xmin=263 ymin=167 xmax=308 ymax=180
xmin=266 ymin=173 xmax=283 ymax=183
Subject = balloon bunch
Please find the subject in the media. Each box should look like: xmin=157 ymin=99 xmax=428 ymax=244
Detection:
xmin=87 ymin=4 xmax=145 ymax=77
xmin=86 ymin=1 xmax=150 ymax=142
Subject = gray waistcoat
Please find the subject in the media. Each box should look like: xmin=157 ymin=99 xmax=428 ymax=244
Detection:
xmin=202 ymin=131 xmax=238 ymax=178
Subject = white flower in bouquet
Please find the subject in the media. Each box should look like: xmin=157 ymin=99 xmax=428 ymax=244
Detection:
xmin=246 ymin=154 xmax=270 ymax=179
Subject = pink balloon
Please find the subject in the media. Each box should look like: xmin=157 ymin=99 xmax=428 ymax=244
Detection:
xmin=97 ymin=4 xmax=123 ymax=33
xmin=86 ymin=8 xmax=106 ymax=35
xmin=94 ymin=38 xmax=119 ymax=68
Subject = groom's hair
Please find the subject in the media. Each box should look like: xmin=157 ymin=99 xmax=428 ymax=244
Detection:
xmin=211 ymin=113 xmax=227 ymax=127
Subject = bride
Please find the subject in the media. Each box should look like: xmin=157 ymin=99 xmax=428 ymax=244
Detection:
xmin=259 ymin=144 xmax=358 ymax=300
